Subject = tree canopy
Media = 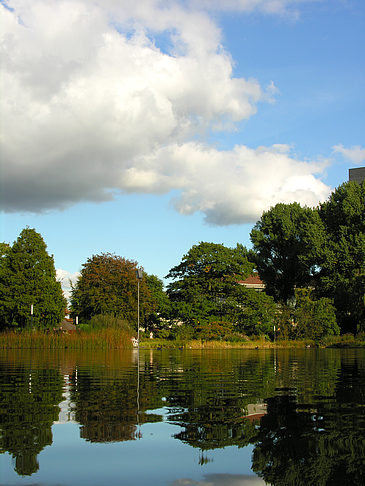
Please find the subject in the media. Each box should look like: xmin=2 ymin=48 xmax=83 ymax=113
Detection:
xmin=250 ymin=202 xmax=325 ymax=304
xmin=70 ymin=253 xmax=155 ymax=329
xmin=165 ymin=242 xmax=276 ymax=336
xmin=0 ymin=228 xmax=66 ymax=329
xmin=249 ymin=181 xmax=365 ymax=333
xmin=166 ymin=242 xmax=254 ymax=302
xmin=317 ymin=181 xmax=365 ymax=332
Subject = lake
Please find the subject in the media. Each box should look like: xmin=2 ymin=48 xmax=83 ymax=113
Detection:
xmin=0 ymin=347 xmax=364 ymax=486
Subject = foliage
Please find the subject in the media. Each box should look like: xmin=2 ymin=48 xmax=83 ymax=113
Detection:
xmin=317 ymin=181 xmax=365 ymax=333
xmin=70 ymin=253 xmax=154 ymax=330
xmin=250 ymin=202 xmax=325 ymax=304
xmin=88 ymin=314 xmax=132 ymax=332
xmin=194 ymin=319 xmax=234 ymax=341
xmin=0 ymin=228 xmax=66 ymax=330
xmin=144 ymin=274 xmax=171 ymax=330
xmin=227 ymin=286 xmax=277 ymax=337
xmin=293 ymin=289 xmax=339 ymax=341
xmin=250 ymin=182 xmax=365 ymax=335
xmin=166 ymin=242 xmax=254 ymax=331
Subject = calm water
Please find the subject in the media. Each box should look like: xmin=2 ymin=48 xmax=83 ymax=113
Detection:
xmin=0 ymin=348 xmax=364 ymax=486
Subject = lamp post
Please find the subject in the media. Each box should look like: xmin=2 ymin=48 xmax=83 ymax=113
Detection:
xmin=30 ymin=304 xmax=34 ymax=328
xmin=136 ymin=269 xmax=143 ymax=345
xmin=135 ymin=268 xmax=143 ymax=439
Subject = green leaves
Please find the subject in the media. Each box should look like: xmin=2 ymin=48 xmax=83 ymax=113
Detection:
xmin=70 ymin=253 xmax=155 ymax=329
xmin=317 ymin=180 xmax=365 ymax=332
xmin=0 ymin=228 xmax=66 ymax=329
xmin=166 ymin=242 xmax=266 ymax=335
xmin=250 ymin=180 xmax=365 ymax=334
xmin=250 ymin=203 xmax=325 ymax=304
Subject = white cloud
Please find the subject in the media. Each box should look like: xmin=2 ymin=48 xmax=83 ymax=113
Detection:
xmin=125 ymin=142 xmax=329 ymax=225
xmin=56 ymin=268 xmax=80 ymax=301
xmin=189 ymin=0 xmax=320 ymax=16
xmin=333 ymin=144 xmax=365 ymax=166
xmin=0 ymin=0 xmax=330 ymax=225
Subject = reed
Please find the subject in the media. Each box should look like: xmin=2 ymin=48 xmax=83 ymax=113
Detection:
xmin=140 ymin=337 xmax=317 ymax=349
xmin=0 ymin=329 xmax=133 ymax=349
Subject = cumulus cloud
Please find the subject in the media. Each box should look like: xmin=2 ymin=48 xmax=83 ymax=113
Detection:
xmin=0 ymin=0 xmax=330 ymax=224
xmin=56 ymin=268 xmax=80 ymax=301
xmin=333 ymin=144 xmax=365 ymax=166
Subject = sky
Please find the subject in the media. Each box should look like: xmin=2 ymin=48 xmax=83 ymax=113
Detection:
xmin=0 ymin=0 xmax=364 ymax=297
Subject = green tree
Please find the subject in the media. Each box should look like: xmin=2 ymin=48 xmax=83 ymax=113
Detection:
xmin=228 ymin=286 xmax=277 ymax=337
xmin=293 ymin=288 xmax=339 ymax=341
xmin=250 ymin=202 xmax=325 ymax=304
xmin=70 ymin=253 xmax=154 ymax=329
xmin=0 ymin=242 xmax=10 ymax=257
xmin=317 ymin=181 xmax=365 ymax=333
xmin=166 ymin=242 xmax=254 ymax=330
xmin=0 ymin=228 xmax=66 ymax=329
xmin=144 ymin=274 xmax=171 ymax=331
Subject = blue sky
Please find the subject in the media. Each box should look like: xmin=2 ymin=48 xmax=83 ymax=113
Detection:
xmin=0 ymin=0 xmax=364 ymax=295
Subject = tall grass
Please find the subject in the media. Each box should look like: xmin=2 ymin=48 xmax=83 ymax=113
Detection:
xmin=0 ymin=328 xmax=133 ymax=350
xmin=141 ymin=337 xmax=317 ymax=349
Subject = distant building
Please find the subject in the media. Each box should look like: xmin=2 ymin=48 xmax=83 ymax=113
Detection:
xmin=349 ymin=167 xmax=365 ymax=184
xmin=238 ymin=274 xmax=265 ymax=291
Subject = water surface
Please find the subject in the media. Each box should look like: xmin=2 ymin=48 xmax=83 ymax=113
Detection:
xmin=0 ymin=348 xmax=364 ymax=486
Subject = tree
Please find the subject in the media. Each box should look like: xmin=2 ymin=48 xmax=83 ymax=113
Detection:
xmin=228 ymin=285 xmax=277 ymax=337
xmin=317 ymin=181 xmax=365 ymax=333
xmin=0 ymin=228 xmax=66 ymax=329
xmin=293 ymin=289 xmax=339 ymax=341
xmin=166 ymin=242 xmax=254 ymax=328
xmin=144 ymin=274 xmax=171 ymax=331
xmin=250 ymin=203 xmax=325 ymax=304
xmin=70 ymin=253 xmax=154 ymax=329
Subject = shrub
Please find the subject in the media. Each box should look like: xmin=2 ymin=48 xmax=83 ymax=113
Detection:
xmin=88 ymin=314 xmax=132 ymax=332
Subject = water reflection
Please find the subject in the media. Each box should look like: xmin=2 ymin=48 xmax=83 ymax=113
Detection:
xmin=0 ymin=359 xmax=63 ymax=475
xmin=170 ymin=474 xmax=267 ymax=485
xmin=252 ymin=361 xmax=365 ymax=486
xmin=0 ymin=348 xmax=364 ymax=485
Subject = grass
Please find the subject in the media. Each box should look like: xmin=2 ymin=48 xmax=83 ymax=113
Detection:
xmin=140 ymin=337 xmax=317 ymax=349
xmin=1 ymin=330 xmax=364 ymax=350
xmin=0 ymin=328 xmax=133 ymax=350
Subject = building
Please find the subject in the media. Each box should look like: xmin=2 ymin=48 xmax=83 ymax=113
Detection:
xmin=238 ymin=274 xmax=265 ymax=291
xmin=349 ymin=167 xmax=365 ymax=184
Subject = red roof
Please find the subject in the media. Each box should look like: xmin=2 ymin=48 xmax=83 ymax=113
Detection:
xmin=237 ymin=274 xmax=265 ymax=286
xmin=242 ymin=275 xmax=263 ymax=285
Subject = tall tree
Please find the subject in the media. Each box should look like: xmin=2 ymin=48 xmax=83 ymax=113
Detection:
xmin=250 ymin=203 xmax=325 ymax=304
xmin=317 ymin=181 xmax=365 ymax=332
xmin=166 ymin=242 xmax=254 ymax=325
xmin=70 ymin=253 xmax=154 ymax=328
xmin=0 ymin=228 xmax=66 ymax=329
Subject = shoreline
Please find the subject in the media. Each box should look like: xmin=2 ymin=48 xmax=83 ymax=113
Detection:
xmin=0 ymin=330 xmax=364 ymax=350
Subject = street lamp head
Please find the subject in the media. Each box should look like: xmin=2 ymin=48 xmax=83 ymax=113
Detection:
xmin=136 ymin=269 xmax=143 ymax=280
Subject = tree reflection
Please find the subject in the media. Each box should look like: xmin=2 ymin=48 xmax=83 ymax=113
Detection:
xmin=252 ymin=360 xmax=365 ymax=485
xmin=0 ymin=348 xmax=364 ymax=485
xmin=164 ymin=353 xmax=276 ymax=450
xmin=0 ymin=365 xmax=63 ymax=475
xmin=69 ymin=361 xmax=164 ymax=442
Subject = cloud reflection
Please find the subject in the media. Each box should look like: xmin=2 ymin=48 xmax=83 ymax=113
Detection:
xmin=170 ymin=473 xmax=269 ymax=486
